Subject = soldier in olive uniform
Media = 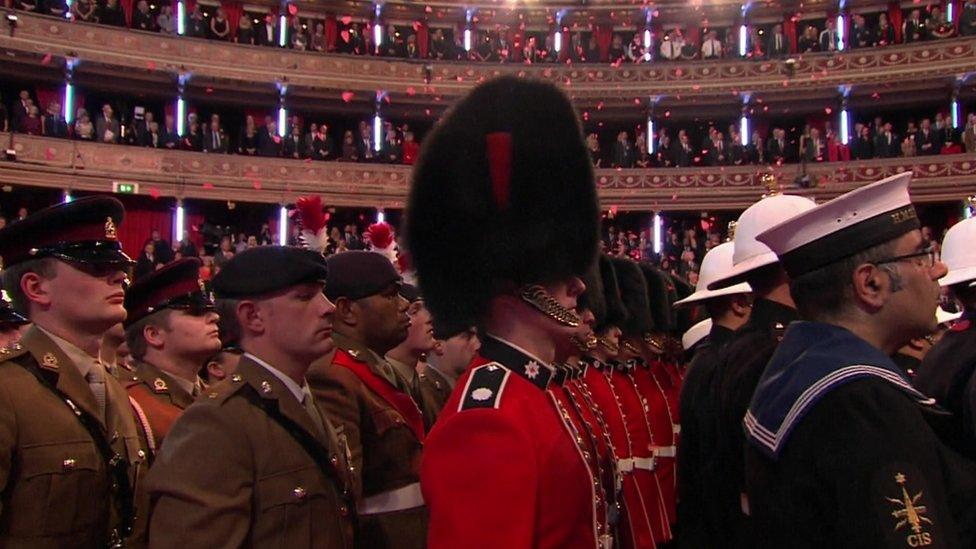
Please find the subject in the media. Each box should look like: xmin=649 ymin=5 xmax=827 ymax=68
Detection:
xmin=386 ymin=283 xmax=438 ymax=430
xmin=0 ymin=197 xmax=148 ymax=548
xmin=121 ymin=258 xmax=221 ymax=450
xmin=417 ymin=325 xmax=481 ymax=422
xmin=145 ymin=246 xmax=356 ymax=548
xmin=308 ymin=250 xmax=427 ymax=549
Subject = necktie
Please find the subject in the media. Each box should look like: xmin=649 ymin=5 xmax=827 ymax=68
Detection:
xmin=301 ymin=389 xmax=328 ymax=439
xmin=86 ymin=367 xmax=107 ymax=422
xmin=776 ymin=35 xmax=781 ymax=49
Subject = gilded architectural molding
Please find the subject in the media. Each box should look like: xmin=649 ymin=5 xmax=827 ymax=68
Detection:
xmin=3 ymin=133 xmax=974 ymax=210
xmin=2 ymin=13 xmax=975 ymax=101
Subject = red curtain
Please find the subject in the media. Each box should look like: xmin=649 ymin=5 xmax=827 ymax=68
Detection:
xmin=35 ymin=87 xmax=61 ymax=113
xmin=325 ymin=14 xmax=337 ymax=52
xmin=783 ymin=14 xmax=798 ymax=53
xmin=416 ymin=20 xmax=429 ymax=58
xmin=120 ymin=0 xmax=133 ymax=27
xmin=888 ymin=2 xmax=904 ymax=43
xmin=222 ymin=0 xmax=243 ymax=40
xmin=593 ymin=24 xmax=612 ymax=62
xmin=687 ymin=24 xmax=701 ymax=49
xmin=244 ymin=108 xmax=272 ymax=127
xmin=117 ymin=205 xmax=174 ymax=259
xmin=951 ymin=0 xmax=963 ymax=32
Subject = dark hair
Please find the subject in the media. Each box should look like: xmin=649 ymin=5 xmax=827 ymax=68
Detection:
xmin=949 ymin=281 xmax=976 ymax=309
xmin=789 ymin=239 xmax=901 ymax=322
xmin=1 ymin=258 xmax=58 ymax=315
xmin=124 ymin=309 xmax=173 ymax=361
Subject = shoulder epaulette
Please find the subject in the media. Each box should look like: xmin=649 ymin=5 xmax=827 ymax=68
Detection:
xmin=201 ymin=373 xmax=249 ymax=405
xmin=0 ymin=343 xmax=31 ymax=364
xmin=458 ymin=362 xmax=510 ymax=412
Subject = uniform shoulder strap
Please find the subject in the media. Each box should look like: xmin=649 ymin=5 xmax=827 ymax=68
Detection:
xmin=458 ymin=362 xmax=510 ymax=412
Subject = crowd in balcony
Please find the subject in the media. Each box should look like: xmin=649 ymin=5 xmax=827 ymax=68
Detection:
xmin=3 ymin=88 xmax=975 ymax=167
xmin=11 ymin=0 xmax=976 ymax=65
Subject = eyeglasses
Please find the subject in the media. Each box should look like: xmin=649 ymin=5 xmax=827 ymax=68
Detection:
xmin=870 ymin=247 xmax=938 ymax=269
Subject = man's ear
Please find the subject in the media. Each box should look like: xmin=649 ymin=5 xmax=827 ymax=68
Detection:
xmin=143 ymin=323 xmax=166 ymax=350
xmin=206 ymin=361 xmax=225 ymax=382
xmin=850 ymin=262 xmax=889 ymax=311
xmin=20 ymin=271 xmax=54 ymax=309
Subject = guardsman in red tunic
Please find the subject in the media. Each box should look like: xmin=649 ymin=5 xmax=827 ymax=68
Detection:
xmin=581 ymin=255 xmax=659 ymax=548
xmin=408 ymin=76 xmax=604 ymax=548
xmin=121 ymin=258 xmax=220 ymax=451
xmin=610 ymin=257 xmax=673 ymax=545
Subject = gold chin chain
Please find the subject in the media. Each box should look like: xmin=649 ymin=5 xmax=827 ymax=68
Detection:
xmin=596 ymin=336 xmax=619 ymax=355
xmin=643 ymin=333 xmax=666 ymax=355
xmin=622 ymin=341 xmax=642 ymax=356
xmin=571 ymin=334 xmax=599 ymax=353
xmin=520 ymin=285 xmax=582 ymax=328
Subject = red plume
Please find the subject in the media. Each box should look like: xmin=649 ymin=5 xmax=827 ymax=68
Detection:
xmin=295 ymin=195 xmax=327 ymax=234
xmin=365 ymin=222 xmax=395 ymax=249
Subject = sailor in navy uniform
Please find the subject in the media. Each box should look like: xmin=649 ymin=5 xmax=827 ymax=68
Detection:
xmin=408 ymin=76 xmax=605 ymax=548
xmin=701 ymin=192 xmax=817 ymax=545
xmin=672 ymin=241 xmax=752 ymax=545
xmin=915 ymin=217 xmax=976 ymax=459
xmin=743 ymin=172 xmax=976 ymax=547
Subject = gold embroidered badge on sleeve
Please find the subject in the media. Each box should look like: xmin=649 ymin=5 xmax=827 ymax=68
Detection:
xmin=886 ymin=472 xmax=934 ymax=547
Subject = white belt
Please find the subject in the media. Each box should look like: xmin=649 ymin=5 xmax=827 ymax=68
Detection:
xmin=653 ymin=445 xmax=677 ymax=458
xmin=616 ymin=456 xmax=656 ymax=472
xmin=358 ymin=482 xmax=425 ymax=515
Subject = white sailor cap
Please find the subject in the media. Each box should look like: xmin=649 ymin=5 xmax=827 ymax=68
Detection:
xmin=682 ymin=318 xmax=712 ymax=351
xmin=707 ymin=194 xmax=818 ymax=290
xmin=755 ymin=172 xmax=918 ymax=279
xmin=674 ymin=242 xmax=752 ymax=306
xmin=939 ymin=217 xmax=976 ymax=287
xmin=936 ymin=306 xmax=963 ymax=326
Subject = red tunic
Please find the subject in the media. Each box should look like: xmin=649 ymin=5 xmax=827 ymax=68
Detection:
xmin=608 ymin=362 xmax=672 ymax=543
xmin=582 ymin=360 xmax=658 ymax=549
xmin=632 ymin=360 xmax=679 ymax=528
xmin=421 ymin=336 xmax=599 ymax=549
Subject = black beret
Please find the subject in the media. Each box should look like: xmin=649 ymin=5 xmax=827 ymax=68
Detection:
xmin=407 ymin=76 xmax=599 ymax=332
xmin=213 ymin=246 xmax=328 ymax=299
xmin=324 ymin=251 xmax=401 ymax=302
xmin=611 ymin=257 xmax=654 ymax=337
xmin=0 ymin=196 xmax=131 ymax=268
xmin=124 ymin=258 xmax=211 ymax=327
xmin=595 ymin=255 xmax=628 ymax=333
xmin=399 ymin=283 xmax=421 ymax=303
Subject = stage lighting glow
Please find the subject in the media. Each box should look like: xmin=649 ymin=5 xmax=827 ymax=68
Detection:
xmin=176 ymin=98 xmax=185 ymax=136
xmin=63 ymin=83 xmax=74 ymax=124
xmin=279 ymin=206 xmax=288 ymax=245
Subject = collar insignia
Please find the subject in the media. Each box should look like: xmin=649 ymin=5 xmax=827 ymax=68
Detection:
xmin=524 ymin=360 xmax=542 ymax=379
xmin=42 ymin=352 xmax=59 ymax=368
xmin=260 ymin=380 xmax=273 ymax=394
xmin=153 ymin=378 xmax=168 ymax=392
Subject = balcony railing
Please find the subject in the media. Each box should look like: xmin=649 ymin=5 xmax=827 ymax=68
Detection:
xmin=3 ymin=133 xmax=974 ymax=210
xmin=2 ymin=12 xmax=976 ymax=102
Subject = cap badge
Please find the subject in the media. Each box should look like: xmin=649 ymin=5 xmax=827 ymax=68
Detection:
xmin=42 ymin=353 xmax=59 ymax=368
xmin=471 ymin=387 xmax=494 ymax=401
xmin=347 ymin=349 xmax=360 ymax=359
xmin=231 ymin=374 xmax=243 ymax=382
xmin=727 ymin=220 xmax=738 ymax=242
xmin=260 ymin=380 xmax=273 ymax=394
xmin=153 ymin=378 xmax=168 ymax=392
xmin=104 ymin=217 xmax=118 ymax=240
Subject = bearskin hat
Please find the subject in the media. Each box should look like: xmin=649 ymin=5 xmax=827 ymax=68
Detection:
xmin=611 ymin=257 xmax=654 ymax=337
xmin=639 ymin=263 xmax=673 ymax=333
xmin=577 ymin=258 xmax=606 ymax=328
xmin=595 ymin=255 xmax=628 ymax=334
xmin=406 ymin=76 xmax=599 ymax=330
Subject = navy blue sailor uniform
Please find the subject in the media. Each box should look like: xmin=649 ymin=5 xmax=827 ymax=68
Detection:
xmin=743 ymin=321 xmax=976 ymax=548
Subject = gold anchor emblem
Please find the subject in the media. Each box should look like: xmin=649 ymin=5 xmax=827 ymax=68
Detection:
xmin=104 ymin=217 xmax=118 ymax=240
xmin=887 ymin=472 xmax=934 ymax=546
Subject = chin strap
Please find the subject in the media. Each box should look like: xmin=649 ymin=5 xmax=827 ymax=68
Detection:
xmin=519 ymin=285 xmax=582 ymax=328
